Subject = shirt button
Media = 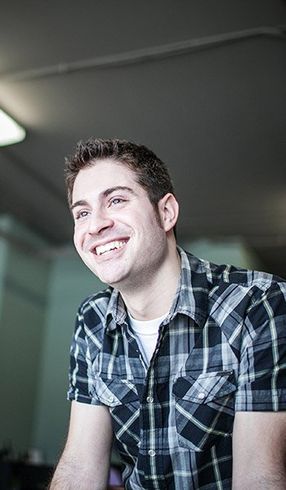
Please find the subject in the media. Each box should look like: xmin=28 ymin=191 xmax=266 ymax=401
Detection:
xmin=146 ymin=396 xmax=154 ymax=403
xmin=108 ymin=396 xmax=114 ymax=403
xmin=148 ymin=449 xmax=156 ymax=457
xmin=198 ymin=392 xmax=206 ymax=400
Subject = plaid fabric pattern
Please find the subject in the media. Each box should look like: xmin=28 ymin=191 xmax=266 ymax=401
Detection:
xmin=68 ymin=248 xmax=286 ymax=489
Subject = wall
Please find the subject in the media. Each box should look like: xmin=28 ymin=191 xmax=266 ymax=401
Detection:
xmin=0 ymin=216 xmax=50 ymax=456
xmin=184 ymin=238 xmax=262 ymax=270
xmin=32 ymin=249 xmax=104 ymax=464
xmin=0 ymin=217 xmax=10 ymax=317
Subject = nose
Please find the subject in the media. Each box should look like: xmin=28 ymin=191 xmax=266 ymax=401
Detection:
xmin=87 ymin=209 xmax=114 ymax=235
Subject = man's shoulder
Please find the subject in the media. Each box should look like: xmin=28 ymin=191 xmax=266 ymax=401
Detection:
xmin=184 ymin=249 xmax=286 ymax=293
xmin=183 ymin=250 xmax=286 ymax=337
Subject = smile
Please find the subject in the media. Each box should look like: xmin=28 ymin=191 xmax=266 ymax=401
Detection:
xmin=95 ymin=240 xmax=128 ymax=256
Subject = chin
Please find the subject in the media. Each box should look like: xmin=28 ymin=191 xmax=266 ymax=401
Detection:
xmin=83 ymin=257 xmax=129 ymax=287
xmin=97 ymin=270 xmax=127 ymax=288
xmin=104 ymin=273 xmax=133 ymax=290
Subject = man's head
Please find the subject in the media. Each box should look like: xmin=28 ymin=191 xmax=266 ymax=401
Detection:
xmin=66 ymin=138 xmax=179 ymax=290
xmin=65 ymin=138 xmax=175 ymax=211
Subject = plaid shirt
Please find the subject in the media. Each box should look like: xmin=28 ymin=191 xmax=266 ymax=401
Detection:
xmin=68 ymin=248 xmax=286 ymax=489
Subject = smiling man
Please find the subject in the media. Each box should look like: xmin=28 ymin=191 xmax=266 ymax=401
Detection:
xmin=50 ymin=139 xmax=286 ymax=490
xmin=71 ymin=159 xmax=179 ymax=304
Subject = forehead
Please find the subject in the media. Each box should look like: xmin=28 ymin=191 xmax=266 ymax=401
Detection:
xmin=72 ymin=158 xmax=142 ymax=201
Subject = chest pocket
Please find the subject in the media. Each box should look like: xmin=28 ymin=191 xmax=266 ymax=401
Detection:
xmin=94 ymin=377 xmax=138 ymax=407
xmin=173 ymin=370 xmax=236 ymax=452
xmin=93 ymin=376 xmax=141 ymax=454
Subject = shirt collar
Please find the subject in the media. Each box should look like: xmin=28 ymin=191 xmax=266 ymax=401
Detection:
xmin=105 ymin=288 xmax=126 ymax=330
xmin=105 ymin=246 xmax=209 ymax=330
xmin=166 ymin=247 xmax=209 ymax=327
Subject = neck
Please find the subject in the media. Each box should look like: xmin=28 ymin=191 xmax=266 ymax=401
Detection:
xmin=119 ymin=242 xmax=181 ymax=320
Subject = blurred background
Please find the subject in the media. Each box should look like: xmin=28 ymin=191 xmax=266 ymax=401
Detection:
xmin=0 ymin=0 xmax=285 ymax=485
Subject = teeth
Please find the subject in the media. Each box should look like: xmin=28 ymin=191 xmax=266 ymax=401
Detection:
xmin=95 ymin=240 xmax=127 ymax=256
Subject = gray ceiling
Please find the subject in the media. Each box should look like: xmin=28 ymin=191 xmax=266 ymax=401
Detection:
xmin=0 ymin=0 xmax=286 ymax=275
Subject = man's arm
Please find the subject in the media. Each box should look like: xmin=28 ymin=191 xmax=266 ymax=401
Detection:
xmin=50 ymin=400 xmax=113 ymax=489
xmin=232 ymin=411 xmax=286 ymax=489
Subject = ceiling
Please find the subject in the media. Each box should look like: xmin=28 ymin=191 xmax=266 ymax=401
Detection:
xmin=0 ymin=0 xmax=286 ymax=276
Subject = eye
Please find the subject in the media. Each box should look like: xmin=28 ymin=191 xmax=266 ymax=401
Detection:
xmin=74 ymin=209 xmax=90 ymax=220
xmin=109 ymin=197 xmax=126 ymax=206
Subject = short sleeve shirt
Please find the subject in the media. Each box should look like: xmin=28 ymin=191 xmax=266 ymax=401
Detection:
xmin=68 ymin=248 xmax=286 ymax=489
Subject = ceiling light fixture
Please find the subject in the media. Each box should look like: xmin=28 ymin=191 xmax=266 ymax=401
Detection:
xmin=0 ymin=108 xmax=26 ymax=147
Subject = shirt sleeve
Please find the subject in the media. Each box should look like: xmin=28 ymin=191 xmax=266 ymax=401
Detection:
xmin=235 ymin=281 xmax=286 ymax=411
xmin=67 ymin=302 xmax=103 ymax=406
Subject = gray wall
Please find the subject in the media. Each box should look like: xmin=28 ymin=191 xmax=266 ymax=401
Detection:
xmin=32 ymin=249 xmax=103 ymax=463
xmin=0 ymin=216 xmax=50 ymax=456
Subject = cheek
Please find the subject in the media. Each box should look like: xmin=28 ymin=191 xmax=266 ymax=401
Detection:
xmin=73 ymin=228 xmax=78 ymax=246
xmin=73 ymin=228 xmax=83 ymax=251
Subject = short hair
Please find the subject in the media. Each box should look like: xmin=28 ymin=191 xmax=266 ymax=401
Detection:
xmin=65 ymin=138 xmax=175 ymax=208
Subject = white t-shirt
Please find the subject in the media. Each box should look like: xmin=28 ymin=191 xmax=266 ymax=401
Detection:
xmin=128 ymin=312 xmax=167 ymax=365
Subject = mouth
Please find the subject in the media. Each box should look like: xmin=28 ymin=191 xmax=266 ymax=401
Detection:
xmin=92 ymin=239 xmax=129 ymax=256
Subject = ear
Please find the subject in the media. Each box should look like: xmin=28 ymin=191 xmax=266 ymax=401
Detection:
xmin=157 ymin=193 xmax=179 ymax=232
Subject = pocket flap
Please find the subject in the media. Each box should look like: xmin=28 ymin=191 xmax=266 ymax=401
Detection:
xmin=93 ymin=377 xmax=138 ymax=407
xmin=173 ymin=370 xmax=236 ymax=403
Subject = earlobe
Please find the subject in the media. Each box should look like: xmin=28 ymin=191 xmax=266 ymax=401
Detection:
xmin=159 ymin=193 xmax=179 ymax=232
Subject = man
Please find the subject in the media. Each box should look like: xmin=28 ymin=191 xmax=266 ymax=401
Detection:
xmin=51 ymin=138 xmax=286 ymax=489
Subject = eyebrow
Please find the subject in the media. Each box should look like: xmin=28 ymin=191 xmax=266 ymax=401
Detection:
xmin=103 ymin=186 xmax=136 ymax=197
xmin=70 ymin=186 xmax=137 ymax=211
xmin=70 ymin=199 xmax=88 ymax=211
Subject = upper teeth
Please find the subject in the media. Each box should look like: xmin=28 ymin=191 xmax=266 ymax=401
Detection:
xmin=96 ymin=240 xmax=126 ymax=256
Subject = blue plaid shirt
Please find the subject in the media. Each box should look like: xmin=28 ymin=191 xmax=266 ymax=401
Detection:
xmin=68 ymin=248 xmax=286 ymax=489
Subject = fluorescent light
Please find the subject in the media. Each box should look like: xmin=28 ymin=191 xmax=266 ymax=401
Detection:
xmin=0 ymin=109 xmax=26 ymax=146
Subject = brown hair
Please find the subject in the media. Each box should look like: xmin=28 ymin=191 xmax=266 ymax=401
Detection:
xmin=65 ymin=138 xmax=175 ymax=208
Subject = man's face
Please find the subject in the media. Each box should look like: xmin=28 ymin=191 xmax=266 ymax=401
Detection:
xmin=72 ymin=159 xmax=170 ymax=289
